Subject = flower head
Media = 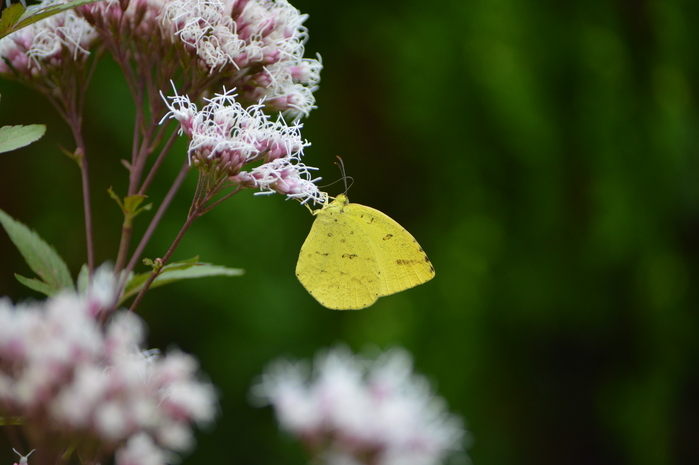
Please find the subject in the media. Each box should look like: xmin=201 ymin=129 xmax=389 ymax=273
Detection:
xmin=162 ymin=86 xmax=326 ymax=205
xmin=160 ymin=0 xmax=321 ymax=118
xmin=79 ymin=0 xmax=321 ymax=120
xmin=253 ymin=347 xmax=467 ymax=465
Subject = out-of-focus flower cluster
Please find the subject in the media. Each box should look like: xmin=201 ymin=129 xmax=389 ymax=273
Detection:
xmin=163 ymin=87 xmax=325 ymax=204
xmin=0 ymin=0 xmax=98 ymax=83
xmin=253 ymin=347 xmax=467 ymax=465
xmin=0 ymin=268 xmax=216 ymax=465
xmin=79 ymin=0 xmax=321 ymax=118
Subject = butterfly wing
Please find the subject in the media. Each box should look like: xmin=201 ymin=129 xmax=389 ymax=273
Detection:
xmin=343 ymin=203 xmax=435 ymax=298
xmin=296 ymin=198 xmax=382 ymax=310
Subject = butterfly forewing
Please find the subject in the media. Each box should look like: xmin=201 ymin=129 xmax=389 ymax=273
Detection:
xmin=296 ymin=197 xmax=381 ymax=309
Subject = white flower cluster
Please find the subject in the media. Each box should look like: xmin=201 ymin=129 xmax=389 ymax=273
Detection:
xmin=254 ymin=347 xmax=466 ymax=465
xmin=0 ymin=270 xmax=216 ymax=465
xmin=78 ymin=0 xmax=321 ymax=118
xmin=0 ymin=0 xmax=97 ymax=78
xmin=163 ymin=87 xmax=326 ymax=205
xmin=161 ymin=0 xmax=321 ymax=117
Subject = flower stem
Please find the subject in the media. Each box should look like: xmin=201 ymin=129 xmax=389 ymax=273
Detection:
xmin=66 ymin=113 xmax=95 ymax=275
xmin=79 ymin=148 xmax=95 ymax=274
xmin=128 ymin=175 xmax=238 ymax=312
xmin=117 ymin=161 xmax=191 ymax=301
xmin=128 ymin=206 xmax=196 ymax=313
xmin=139 ymin=129 xmax=179 ymax=195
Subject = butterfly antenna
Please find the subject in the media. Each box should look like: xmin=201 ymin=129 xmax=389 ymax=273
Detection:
xmin=334 ymin=156 xmax=354 ymax=194
xmin=318 ymin=157 xmax=354 ymax=193
xmin=318 ymin=178 xmax=347 ymax=189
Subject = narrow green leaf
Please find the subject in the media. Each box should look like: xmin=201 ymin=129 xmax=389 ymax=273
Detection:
xmin=77 ymin=263 xmax=90 ymax=294
xmin=171 ymin=256 xmax=201 ymax=265
xmin=17 ymin=0 xmax=99 ymax=22
xmin=123 ymin=256 xmax=203 ymax=297
xmin=152 ymin=264 xmax=244 ymax=285
xmin=123 ymin=194 xmax=149 ymax=213
xmin=0 ymin=0 xmax=101 ymax=40
xmin=15 ymin=273 xmax=60 ymax=297
xmin=109 ymin=190 xmax=152 ymax=228
xmin=0 ymin=3 xmax=24 ymax=38
xmin=0 ymin=208 xmax=73 ymax=291
xmin=159 ymin=256 xmax=201 ymax=271
xmin=119 ymin=261 xmax=243 ymax=305
xmin=122 ymin=274 xmax=146 ymax=296
xmin=0 ymin=416 xmax=24 ymax=426
xmin=107 ymin=187 xmax=124 ymax=209
xmin=0 ymin=125 xmax=46 ymax=154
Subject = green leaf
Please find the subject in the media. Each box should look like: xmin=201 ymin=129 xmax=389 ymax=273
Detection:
xmin=119 ymin=260 xmax=243 ymax=306
xmin=0 ymin=0 xmax=102 ymax=40
xmin=108 ymin=188 xmax=152 ymax=227
xmin=15 ymin=273 xmax=60 ymax=296
xmin=124 ymin=256 xmax=207 ymax=293
xmin=77 ymin=263 xmax=90 ymax=294
xmin=0 ymin=125 xmax=46 ymax=154
xmin=0 ymin=3 xmax=24 ymax=38
xmin=159 ymin=255 xmax=201 ymax=270
xmin=0 ymin=416 xmax=24 ymax=426
xmin=123 ymin=257 xmax=201 ymax=298
xmin=123 ymin=195 xmax=151 ymax=214
xmin=152 ymin=264 xmax=244 ymax=284
xmin=0 ymin=208 xmax=73 ymax=291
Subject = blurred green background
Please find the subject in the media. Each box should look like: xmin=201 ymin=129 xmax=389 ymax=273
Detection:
xmin=1 ymin=0 xmax=699 ymax=464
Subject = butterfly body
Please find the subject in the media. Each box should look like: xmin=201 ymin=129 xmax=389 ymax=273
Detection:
xmin=296 ymin=194 xmax=435 ymax=310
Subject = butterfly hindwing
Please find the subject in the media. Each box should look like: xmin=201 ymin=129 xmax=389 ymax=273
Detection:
xmin=343 ymin=203 xmax=435 ymax=297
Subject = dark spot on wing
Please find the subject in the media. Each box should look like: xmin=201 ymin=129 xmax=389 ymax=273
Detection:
xmin=383 ymin=234 xmax=393 ymax=241
xmin=340 ymin=239 xmax=346 ymax=243
xmin=342 ymin=253 xmax=358 ymax=259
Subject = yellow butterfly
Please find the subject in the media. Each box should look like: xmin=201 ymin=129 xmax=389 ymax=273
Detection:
xmin=296 ymin=194 xmax=435 ymax=310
